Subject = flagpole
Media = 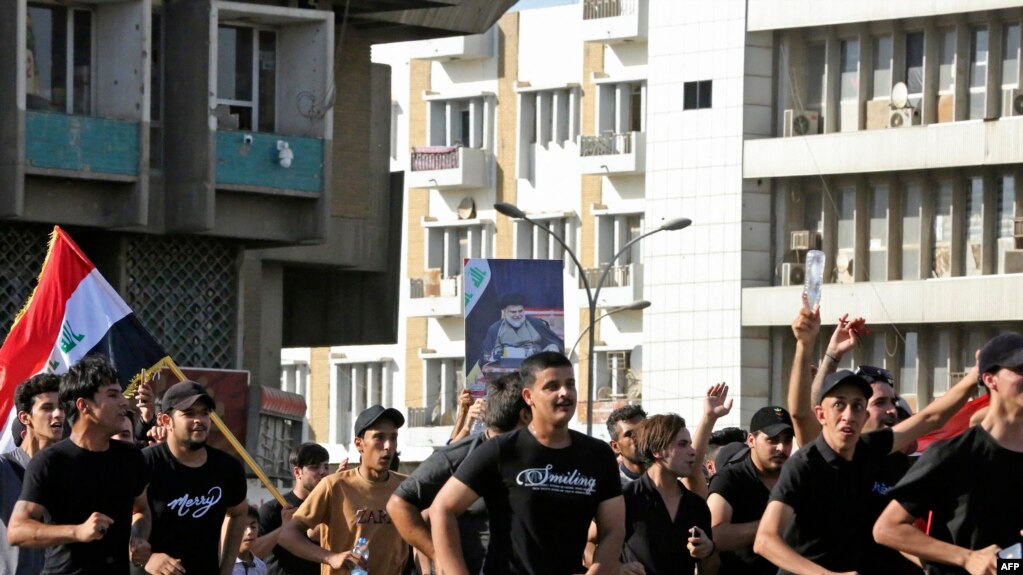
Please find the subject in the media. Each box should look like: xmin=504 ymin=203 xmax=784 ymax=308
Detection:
xmin=165 ymin=360 xmax=287 ymax=507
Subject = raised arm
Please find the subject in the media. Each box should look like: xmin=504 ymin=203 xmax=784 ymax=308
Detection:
xmin=890 ymin=363 xmax=978 ymax=454
xmin=430 ymin=477 xmax=482 ymax=575
xmin=787 ymin=304 xmax=821 ymax=446
xmin=586 ymin=495 xmax=625 ymax=575
xmin=684 ymin=383 xmax=733 ymax=498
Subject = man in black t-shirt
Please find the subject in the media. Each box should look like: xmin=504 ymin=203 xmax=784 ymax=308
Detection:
xmin=9 ymin=355 xmax=152 ymax=575
xmin=431 ymin=352 xmax=624 ymax=575
xmin=707 ymin=406 xmax=793 ymax=575
xmin=605 ymin=405 xmax=647 ymax=487
xmin=874 ymin=333 xmax=1023 ymax=575
xmin=388 ymin=373 xmax=529 ymax=574
xmin=755 ymin=367 xmax=979 ymax=575
xmin=133 ymin=380 xmax=249 ymax=575
xmin=251 ymin=442 xmax=329 ymax=575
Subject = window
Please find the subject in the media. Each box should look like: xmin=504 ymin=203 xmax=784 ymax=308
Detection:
xmin=930 ymin=330 xmax=951 ymax=396
xmin=26 ymin=4 xmax=92 ymax=115
xmin=216 ymin=25 xmax=277 ymax=132
xmin=964 ymin=177 xmax=984 ymax=276
xmin=807 ymin=43 xmax=826 ymax=114
xmin=938 ymin=29 xmax=956 ymax=95
xmin=683 ymin=80 xmax=712 ymax=110
xmin=588 ymin=213 xmax=642 ymax=288
xmin=899 ymin=330 xmax=919 ymax=396
xmin=932 ymin=181 xmax=954 ymax=278
xmin=836 ymin=187 xmax=856 ymax=282
xmin=280 ymin=363 xmax=308 ymax=396
xmin=334 ymin=362 xmax=387 ymax=443
xmin=596 ymin=82 xmax=644 ymax=133
xmin=869 ymin=184 xmax=889 ymax=281
xmin=594 ymin=350 xmax=635 ymax=399
xmin=905 ymin=32 xmax=924 ymax=105
xmin=434 ymin=97 xmax=488 ymax=148
xmin=997 ymin=175 xmax=1017 ymax=273
xmin=425 ymin=222 xmax=493 ymax=280
xmin=1003 ymin=23 xmax=1020 ymax=88
xmin=515 ymin=217 xmax=576 ymax=270
xmin=969 ymin=27 xmax=989 ymax=119
xmin=902 ymin=183 xmax=923 ymax=279
xmin=840 ymin=39 xmax=859 ymax=102
xmin=423 ymin=358 xmax=464 ymax=426
xmin=872 ymin=36 xmax=892 ymax=99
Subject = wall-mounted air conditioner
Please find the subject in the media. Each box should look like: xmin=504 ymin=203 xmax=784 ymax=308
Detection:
xmin=783 ymin=109 xmax=819 ymax=137
xmin=780 ymin=263 xmax=805 ymax=286
xmin=889 ymin=108 xmax=919 ymax=128
xmin=790 ymin=230 xmax=821 ymax=251
xmin=1003 ymin=88 xmax=1023 ymax=117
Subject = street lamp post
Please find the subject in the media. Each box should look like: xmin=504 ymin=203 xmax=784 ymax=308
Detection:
xmin=567 ymin=299 xmax=651 ymax=358
xmin=494 ymin=202 xmax=691 ymax=435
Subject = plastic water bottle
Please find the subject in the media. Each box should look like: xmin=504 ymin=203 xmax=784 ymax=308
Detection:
xmin=804 ymin=250 xmax=826 ymax=311
xmin=351 ymin=537 xmax=369 ymax=575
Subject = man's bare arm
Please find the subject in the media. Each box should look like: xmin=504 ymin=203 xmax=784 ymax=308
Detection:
xmin=788 ymin=305 xmax=821 ymax=447
xmin=873 ymin=499 xmax=997 ymax=574
xmin=684 ymin=383 xmax=732 ymax=498
xmin=219 ymin=499 xmax=249 ymax=575
xmin=890 ymin=365 xmax=978 ymax=454
xmin=586 ymin=495 xmax=625 ymax=575
xmin=8 ymin=501 xmax=112 ymax=547
xmin=430 ymin=477 xmax=481 ymax=575
xmin=754 ymin=501 xmax=855 ymax=575
xmin=707 ymin=493 xmax=758 ymax=552
xmin=387 ymin=495 xmax=435 ymax=560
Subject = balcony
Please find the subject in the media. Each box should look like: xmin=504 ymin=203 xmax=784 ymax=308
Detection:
xmin=215 ymin=132 xmax=323 ymax=196
xmin=578 ymin=263 xmax=642 ymax=308
xmin=744 ymin=118 xmax=1023 ymax=179
xmin=407 ymin=146 xmax=488 ymax=189
xmin=407 ymin=274 xmax=462 ymax=317
xmin=579 ymin=132 xmax=645 ymax=175
xmin=25 ymin=112 xmax=140 ymax=180
xmin=410 ymin=28 xmax=494 ymax=62
xmin=581 ymin=0 xmax=647 ymax=44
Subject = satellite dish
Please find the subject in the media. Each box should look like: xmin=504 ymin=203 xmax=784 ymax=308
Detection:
xmin=457 ymin=197 xmax=476 ymax=220
xmin=892 ymin=82 xmax=909 ymax=109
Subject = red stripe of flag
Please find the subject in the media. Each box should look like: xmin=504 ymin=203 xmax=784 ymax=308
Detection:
xmin=0 ymin=227 xmax=95 ymax=430
xmin=916 ymin=392 xmax=991 ymax=453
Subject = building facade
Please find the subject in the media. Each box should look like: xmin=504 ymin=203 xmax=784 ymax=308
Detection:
xmin=296 ymin=0 xmax=1023 ymax=459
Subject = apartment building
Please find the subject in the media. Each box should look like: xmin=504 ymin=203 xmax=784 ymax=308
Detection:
xmin=298 ymin=0 xmax=1023 ymax=460
xmin=0 ymin=0 xmax=512 ymax=480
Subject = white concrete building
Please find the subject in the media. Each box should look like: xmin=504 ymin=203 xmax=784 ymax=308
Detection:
xmin=288 ymin=0 xmax=1023 ymax=459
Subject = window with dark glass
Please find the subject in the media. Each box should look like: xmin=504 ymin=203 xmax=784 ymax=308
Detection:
xmin=26 ymin=4 xmax=92 ymax=115
xmin=216 ymin=25 xmax=277 ymax=132
xmin=683 ymin=80 xmax=712 ymax=110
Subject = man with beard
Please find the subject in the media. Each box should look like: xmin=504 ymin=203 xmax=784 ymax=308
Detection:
xmin=431 ymin=352 xmax=624 ymax=575
xmin=707 ymin=406 xmax=793 ymax=575
xmin=480 ymin=293 xmax=563 ymax=363
xmin=133 ymin=380 xmax=249 ymax=575
xmin=9 ymin=355 xmax=152 ymax=574
xmin=606 ymin=405 xmax=647 ymax=487
xmin=252 ymin=443 xmax=330 ymax=575
xmin=1 ymin=374 xmax=66 ymax=574
xmin=280 ymin=405 xmax=408 ymax=575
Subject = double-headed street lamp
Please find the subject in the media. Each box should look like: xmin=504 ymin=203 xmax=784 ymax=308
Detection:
xmin=494 ymin=202 xmax=692 ymax=435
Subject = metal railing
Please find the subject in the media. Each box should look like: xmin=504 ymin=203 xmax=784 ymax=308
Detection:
xmin=583 ymin=0 xmax=637 ymax=20
xmin=411 ymin=147 xmax=459 ymax=171
xmin=580 ymin=132 xmax=633 ymax=157
xmin=579 ymin=264 xmax=631 ymax=289
xmin=407 ymin=407 xmax=433 ymax=427
xmin=409 ymin=275 xmax=461 ymax=299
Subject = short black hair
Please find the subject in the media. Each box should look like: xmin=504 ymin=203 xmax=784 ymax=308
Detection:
xmin=246 ymin=505 xmax=260 ymax=523
xmin=15 ymin=373 xmax=61 ymax=416
xmin=289 ymin=442 xmax=330 ymax=469
xmin=709 ymin=427 xmax=748 ymax=446
xmin=484 ymin=373 xmax=527 ymax=432
xmin=520 ymin=351 xmax=573 ymax=388
xmin=62 ymin=355 xmax=120 ymax=425
xmin=606 ymin=404 xmax=647 ymax=440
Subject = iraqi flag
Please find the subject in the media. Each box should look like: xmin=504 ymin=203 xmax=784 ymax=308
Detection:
xmin=0 ymin=226 xmax=169 ymax=450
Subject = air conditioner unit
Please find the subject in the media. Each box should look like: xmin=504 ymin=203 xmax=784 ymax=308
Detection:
xmin=888 ymin=108 xmax=919 ymax=128
xmin=1003 ymin=88 xmax=1023 ymax=117
xmin=783 ymin=109 xmax=819 ymax=137
xmin=780 ymin=263 xmax=805 ymax=286
xmin=790 ymin=230 xmax=821 ymax=251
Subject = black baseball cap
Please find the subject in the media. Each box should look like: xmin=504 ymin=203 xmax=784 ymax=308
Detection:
xmin=749 ymin=406 xmax=794 ymax=437
xmin=354 ymin=405 xmax=405 ymax=438
xmin=817 ymin=370 xmax=873 ymax=405
xmin=714 ymin=442 xmax=749 ymax=470
xmin=159 ymin=380 xmax=215 ymax=414
xmin=978 ymin=333 xmax=1023 ymax=375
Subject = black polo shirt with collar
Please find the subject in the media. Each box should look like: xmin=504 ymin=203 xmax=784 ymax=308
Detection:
xmin=708 ymin=453 xmax=775 ymax=575
xmin=768 ymin=428 xmax=893 ymax=575
xmin=622 ymin=472 xmax=713 ymax=575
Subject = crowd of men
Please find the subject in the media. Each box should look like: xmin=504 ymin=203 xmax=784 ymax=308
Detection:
xmin=1 ymin=304 xmax=1022 ymax=575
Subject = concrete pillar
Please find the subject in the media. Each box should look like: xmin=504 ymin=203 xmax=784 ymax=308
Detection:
xmin=615 ymin=82 xmax=630 ymax=133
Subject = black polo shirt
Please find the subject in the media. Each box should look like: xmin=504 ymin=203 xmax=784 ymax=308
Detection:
xmin=622 ymin=472 xmax=713 ymax=575
xmin=768 ymin=428 xmax=893 ymax=575
xmin=708 ymin=454 xmax=775 ymax=575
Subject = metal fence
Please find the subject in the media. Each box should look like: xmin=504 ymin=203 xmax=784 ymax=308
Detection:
xmin=579 ymin=264 xmax=631 ymax=289
xmin=408 ymin=407 xmax=433 ymax=427
xmin=411 ymin=147 xmax=459 ymax=171
xmin=583 ymin=0 xmax=637 ymax=20
xmin=580 ymin=133 xmax=632 ymax=157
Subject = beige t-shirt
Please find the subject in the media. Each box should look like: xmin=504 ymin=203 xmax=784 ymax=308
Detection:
xmin=292 ymin=468 xmax=409 ymax=575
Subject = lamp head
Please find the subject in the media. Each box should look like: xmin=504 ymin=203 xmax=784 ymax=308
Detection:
xmin=494 ymin=202 xmax=526 ymax=219
xmin=622 ymin=299 xmax=652 ymax=311
xmin=659 ymin=217 xmax=692 ymax=232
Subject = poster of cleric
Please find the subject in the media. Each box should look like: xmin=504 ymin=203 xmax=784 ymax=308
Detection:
xmin=463 ymin=258 xmax=565 ymax=403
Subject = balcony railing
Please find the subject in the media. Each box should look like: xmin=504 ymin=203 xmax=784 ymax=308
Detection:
xmin=579 ymin=264 xmax=631 ymax=288
xmin=411 ymin=146 xmax=459 ymax=171
xmin=407 ymin=407 xmax=433 ymax=427
xmin=580 ymin=133 xmax=633 ymax=157
xmin=583 ymin=0 xmax=637 ymax=20
xmin=410 ymin=275 xmax=461 ymax=299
